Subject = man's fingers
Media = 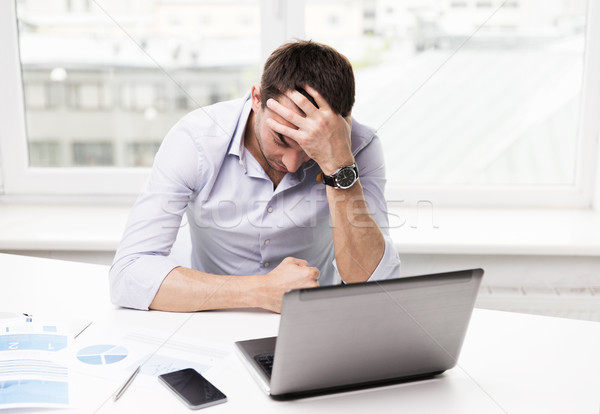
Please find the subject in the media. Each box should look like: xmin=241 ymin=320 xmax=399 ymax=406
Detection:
xmin=287 ymin=89 xmax=319 ymax=117
xmin=307 ymin=267 xmax=320 ymax=288
xmin=307 ymin=266 xmax=320 ymax=280
xmin=301 ymin=85 xmax=329 ymax=111
xmin=266 ymin=118 xmax=298 ymax=140
xmin=284 ymin=258 xmax=319 ymax=280
xmin=266 ymin=98 xmax=304 ymax=127
xmin=279 ymin=257 xmax=319 ymax=288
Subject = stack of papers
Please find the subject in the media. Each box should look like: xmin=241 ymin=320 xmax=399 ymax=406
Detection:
xmin=0 ymin=317 xmax=72 ymax=410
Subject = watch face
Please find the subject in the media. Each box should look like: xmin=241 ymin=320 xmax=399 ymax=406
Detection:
xmin=335 ymin=166 xmax=357 ymax=189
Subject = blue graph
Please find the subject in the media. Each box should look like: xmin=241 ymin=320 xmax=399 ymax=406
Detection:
xmin=76 ymin=344 xmax=128 ymax=365
xmin=0 ymin=333 xmax=67 ymax=352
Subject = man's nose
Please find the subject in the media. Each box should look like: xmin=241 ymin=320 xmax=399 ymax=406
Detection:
xmin=283 ymin=151 xmax=309 ymax=173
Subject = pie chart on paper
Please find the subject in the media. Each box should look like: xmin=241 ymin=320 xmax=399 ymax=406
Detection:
xmin=77 ymin=344 xmax=129 ymax=365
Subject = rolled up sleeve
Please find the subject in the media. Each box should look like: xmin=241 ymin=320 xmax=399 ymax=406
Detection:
xmin=354 ymin=132 xmax=402 ymax=282
xmin=109 ymin=122 xmax=201 ymax=310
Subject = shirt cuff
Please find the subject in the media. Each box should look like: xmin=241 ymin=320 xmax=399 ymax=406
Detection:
xmin=109 ymin=255 xmax=180 ymax=310
xmin=334 ymin=236 xmax=401 ymax=284
xmin=366 ymin=236 xmax=402 ymax=282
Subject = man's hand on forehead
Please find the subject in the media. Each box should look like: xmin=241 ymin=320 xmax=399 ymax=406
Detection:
xmin=265 ymin=85 xmax=354 ymax=176
xmin=295 ymin=87 xmax=319 ymax=109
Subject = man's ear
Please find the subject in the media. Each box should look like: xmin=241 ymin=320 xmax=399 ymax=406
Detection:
xmin=250 ymin=84 xmax=262 ymax=111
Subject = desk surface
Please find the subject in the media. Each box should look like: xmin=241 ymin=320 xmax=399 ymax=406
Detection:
xmin=1 ymin=253 xmax=600 ymax=414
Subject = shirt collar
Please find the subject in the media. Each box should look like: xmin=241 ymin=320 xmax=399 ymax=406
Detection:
xmin=227 ymin=91 xmax=317 ymax=183
xmin=228 ymin=92 xmax=253 ymax=165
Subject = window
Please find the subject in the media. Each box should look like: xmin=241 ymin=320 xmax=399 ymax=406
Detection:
xmin=10 ymin=0 xmax=261 ymax=172
xmin=125 ymin=142 xmax=161 ymax=167
xmin=29 ymin=141 xmax=61 ymax=167
xmin=305 ymin=0 xmax=598 ymax=207
xmin=72 ymin=142 xmax=114 ymax=166
xmin=67 ymin=82 xmax=113 ymax=110
xmin=120 ymin=82 xmax=166 ymax=112
xmin=23 ymin=82 xmax=53 ymax=110
xmin=1 ymin=0 xmax=599 ymax=208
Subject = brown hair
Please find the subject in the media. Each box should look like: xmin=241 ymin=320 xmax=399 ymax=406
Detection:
xmin=260 ymin=40 xmax=355 ymax=117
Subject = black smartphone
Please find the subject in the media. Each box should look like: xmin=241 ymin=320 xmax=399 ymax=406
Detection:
xmin=158 ymin=368 xmax=227 ymax=410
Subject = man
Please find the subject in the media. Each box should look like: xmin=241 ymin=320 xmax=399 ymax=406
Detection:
xmin=110 ymin=40 xmax=400 ymax=313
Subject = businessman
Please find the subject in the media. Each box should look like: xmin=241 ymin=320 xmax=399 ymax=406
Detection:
xmin=110 ymin=40 xmax=401 ymax=312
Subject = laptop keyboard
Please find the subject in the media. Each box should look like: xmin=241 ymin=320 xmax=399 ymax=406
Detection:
xmin=254 ymin=353 xmax=274 ymax=378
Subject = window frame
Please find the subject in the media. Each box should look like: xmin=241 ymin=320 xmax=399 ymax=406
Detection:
xmin=0 ymin=0 xmax=599 ymax=208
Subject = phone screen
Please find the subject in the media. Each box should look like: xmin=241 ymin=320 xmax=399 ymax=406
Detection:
xmin=158 ymin=368 xmax=227 ymax=409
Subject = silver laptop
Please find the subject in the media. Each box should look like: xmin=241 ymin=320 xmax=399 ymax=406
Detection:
xmin=235 ymin=268 xmax=483 ymax=400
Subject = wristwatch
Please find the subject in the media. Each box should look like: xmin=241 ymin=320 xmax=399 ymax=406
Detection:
xmin=321 ymin=164 xmax=359 ymax=189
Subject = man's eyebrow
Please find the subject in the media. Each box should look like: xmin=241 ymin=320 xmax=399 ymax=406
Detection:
xmin=276 ymin=132 xmax=291 ymax=147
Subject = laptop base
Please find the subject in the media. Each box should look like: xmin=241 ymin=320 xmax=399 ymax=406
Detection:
xmin=268 ymin=371 xmax=446 ymax=401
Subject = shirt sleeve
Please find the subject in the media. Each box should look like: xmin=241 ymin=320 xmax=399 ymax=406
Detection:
xmin=109 ymin=121 xmax=202 ymax=310
xmin=353 ymin=133 xmax=402 ymax=282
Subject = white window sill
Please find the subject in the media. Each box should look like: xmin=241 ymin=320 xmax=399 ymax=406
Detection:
xmin=388 ymin=206 xmax=600 ymax=256
xmin=0 ymin=204 xmax=128 ymax=251
xmin=0 ymin=204 xmax=599 ymax=256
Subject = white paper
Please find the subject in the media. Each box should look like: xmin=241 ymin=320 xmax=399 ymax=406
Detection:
xmin=73 ymin=324 xmax=234 ymax=388
xmin=0 ymin=317 xmax=72 ymax=410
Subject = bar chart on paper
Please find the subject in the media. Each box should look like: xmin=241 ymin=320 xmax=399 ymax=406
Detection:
xmin=76 ymin=344 xmax=129 ymax=365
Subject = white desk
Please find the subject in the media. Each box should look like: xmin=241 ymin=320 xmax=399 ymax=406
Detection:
xmin=1 ymin=253 xmax=599 ymax=414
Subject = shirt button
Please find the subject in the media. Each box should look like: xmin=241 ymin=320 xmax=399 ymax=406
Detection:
xmin=263 ymin=261 xmax=270 ymax=268
xmin=264 ymin=239 xmax=270 ymax=246
xmin=267 ymin=206 xmax=273 ymax=213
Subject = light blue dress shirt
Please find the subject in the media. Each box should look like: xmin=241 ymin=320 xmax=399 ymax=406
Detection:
xmin=110 ymin=93 xmax=401 ymax=310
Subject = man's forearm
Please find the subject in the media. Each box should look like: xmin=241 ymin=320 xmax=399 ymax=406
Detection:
xmin=327 ymin=181 xmax=385 ymax=283
xmin=149 ymin=267 xmax=259 ymax=312
xmin=149 ymin=257 xmax=320 ymax=313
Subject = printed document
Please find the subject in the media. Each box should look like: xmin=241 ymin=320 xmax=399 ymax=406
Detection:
xmin=0 ymin=317 xmax=72 ymax=409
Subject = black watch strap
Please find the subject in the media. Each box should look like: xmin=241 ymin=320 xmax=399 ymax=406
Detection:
xmin=322 ymin=164 xmax=359 ymax=189
xmin=322 ymin=172 xmax=336 ymax=187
